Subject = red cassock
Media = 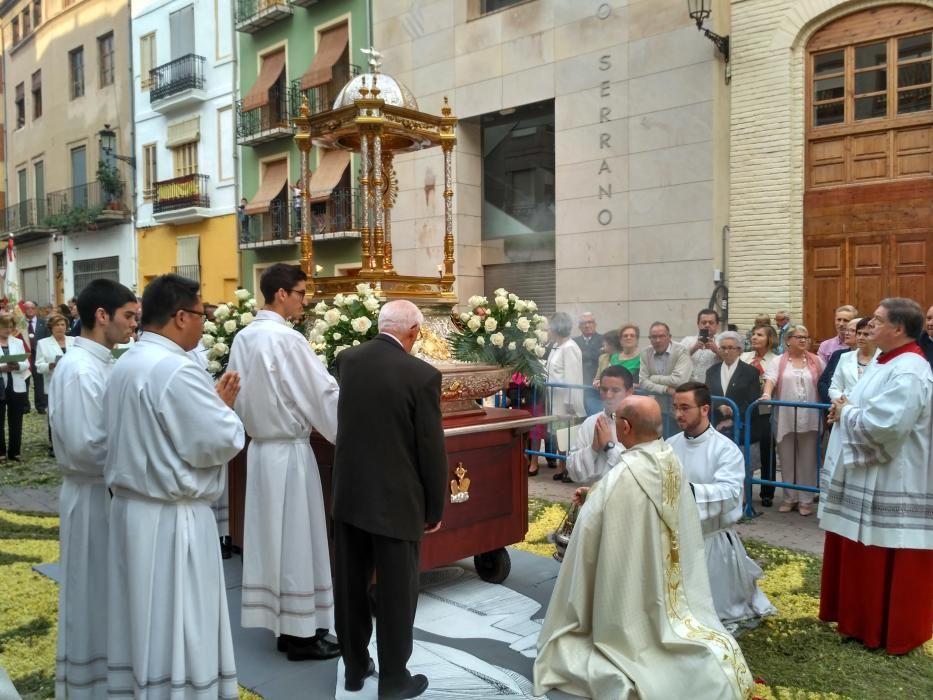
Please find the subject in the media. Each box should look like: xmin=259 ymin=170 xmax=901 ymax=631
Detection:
xmin=820 ymin=531 xmax=933 ymax=654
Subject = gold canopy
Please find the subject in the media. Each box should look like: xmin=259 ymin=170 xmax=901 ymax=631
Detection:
xmin=293 ymin=47 xmax=457 ymax=304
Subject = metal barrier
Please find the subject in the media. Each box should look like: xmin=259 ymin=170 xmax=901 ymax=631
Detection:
xmin=742 ymin=399 xmax=830 ymax=518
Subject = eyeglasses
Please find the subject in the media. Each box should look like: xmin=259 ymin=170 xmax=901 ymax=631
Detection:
xmin=175 ymin=308 xmax=208 ymax=319
xmin=790 ymin=335 xmax=810 ymax=340
xmin=286 ymin=288 xmax=306 ymax=298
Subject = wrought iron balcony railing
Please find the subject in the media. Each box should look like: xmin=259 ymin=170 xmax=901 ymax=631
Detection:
xmin=0 ymin=199 xmax=45 ymax=234
xmin=153 ymin=174 xmax=210 ymax=213
xmin=150 ymin=54 xmax=206 ymax=103
xmin=235 ymin=0 xmax=292 ymax=34
xmin=44 ymin=180 xmax=128 ymax=231
xmin=239 ymin=198 xmax=295 ymax=247
xmin=236 ymin=84 xmax=292 ymax=144
xmin=238 ymin=188 xmax=362 ymax=247
xmin=172 ymin=265 xmax=201 ymax=282
xmin=289 ymin=63 xmax=360 ymax=118
xmin=308 ymin=187 xmax=361 ymax=238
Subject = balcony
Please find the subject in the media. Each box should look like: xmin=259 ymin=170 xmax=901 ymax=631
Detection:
xmin=235 ymin=0 xmax=292 ymax=34
xmin=308 ymin=187 xmax=361 ymax=240
xmin=236 ymin=85 xmax=293 ymax=146
xmin=290 ymin=64 xmax=360 ymax=118
xmin=152 ymin=174 xmax=211 ymax=224
xmin=239 ymin=198 xmax=297 ymax=249
xmin=43 ymin=180 xmax=130 ymax=234
xmin=150 ymin=54 xmax=207 ymax=113
xmin=0 ymin=199 xmax=55 ymax=243
xmin=289 ymin=0 xmax=319 ymax=7
xmin=172 ymin=265 xmax=201 ymax=282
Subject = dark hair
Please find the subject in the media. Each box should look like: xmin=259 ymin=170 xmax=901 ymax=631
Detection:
xmin=649 ymin=321 xmax=671 ymax=334
xmin=879 ymin=297 xmax=924 ymax=338
xmin=697 ymin=308 xmax=720 ymax=323
xmin=57 ymin=304 xmax=71 ymax=318
xmin=259 ymin=263 xmax=307 ymax=305
xmin=602 ymin=332 xmax=622 ymax=353
xmin=856 ymin=317 xmax=871 ymax=332
xmin=141 ymin=274 xmax=199 ymax=327
xmin=674 ymin=381 xmax=712 ymax=408
xmin=600 ymin=364 xmax=634 ymax=390
xmin=77 ymin=279 xmax=137 ymax=330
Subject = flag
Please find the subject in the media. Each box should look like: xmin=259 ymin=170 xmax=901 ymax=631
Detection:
xmin=4 ymin=237 xmax=17 ymax=302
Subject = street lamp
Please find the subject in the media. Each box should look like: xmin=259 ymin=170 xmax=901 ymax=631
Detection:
xmin=687 ymin=0 xmax=730 ymax=63
xmin=98 ymin=125 xmax=136 ymax=168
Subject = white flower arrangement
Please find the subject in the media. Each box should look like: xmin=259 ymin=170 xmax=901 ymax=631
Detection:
xmin=200 ymin=288 xmax=257 ymax=378
xmin=309 ymin=283 xmax=383 ymax=371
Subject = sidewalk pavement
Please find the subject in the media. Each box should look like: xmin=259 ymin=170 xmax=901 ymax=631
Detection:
xmin=0 ymin=485 xmax=58 ymax=514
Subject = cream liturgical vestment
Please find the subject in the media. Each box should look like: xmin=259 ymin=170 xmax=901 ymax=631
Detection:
xmin=49 ymin=337 xmax=115 ymax=699
xmin=533 ymin=440 xmax=754 ymax=700
xmin=667 ymin=428 xmax=777 ymax=625
xmin=103 ymin=333 xmax=245 ymax=699
xmin=227 ymin=310 xmax=340 ymax=637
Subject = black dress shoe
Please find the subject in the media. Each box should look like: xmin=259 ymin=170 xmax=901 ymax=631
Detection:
xmin=379 ymin=674 xmax=428 ymax=699
xmin=761 ymin=497 xmax=773 ymax=507
xmin=561 ymin=474 xmax=574 ymax=484
xmin=276 ymin=634 xmax=298 ymax=653
xmin=286 ymin=635 xmax=341 ymax=661
xmin=219 ymin=536 xmax=232 ymax=560
xmin=345 ymin=658 xmax=376 ymax=691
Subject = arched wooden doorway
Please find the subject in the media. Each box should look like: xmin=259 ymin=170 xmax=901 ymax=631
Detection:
xmin=805 ymin=4 xmax=933 ymax=338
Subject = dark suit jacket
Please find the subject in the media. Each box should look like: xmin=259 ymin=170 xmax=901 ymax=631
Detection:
xmin=26 ymin=317 xmax=48 ymax=365
xmin=706 ymin=360 xmax=761 ymax=429
xmin=573 ymin=333 xmax=603 ymax=385
xmin=332 ymin=333 xmax=448 ymax=542
xmin=920 ymin=332 xmax=933 ymax=371
xmin=818 ymin=348 xmax=851 ymax=404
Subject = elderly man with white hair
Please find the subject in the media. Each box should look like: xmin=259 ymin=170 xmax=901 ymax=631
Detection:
xmin=704 ymin=330 xmax=762 ymax=439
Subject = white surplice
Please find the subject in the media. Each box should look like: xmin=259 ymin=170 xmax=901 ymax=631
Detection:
xmin=49 ymin=337 xmax=114 ymax=699
xmin=533 ymin=440 xmax=755 ymax=699
xmin=103 ymin=333 xmax=245 ymax=699
xmin=564 ymin=411 xmax=623 ymax=483
xmin=227 ymin=310 xmax=339 ymax=637
xmin=820 ymin=350 xmax=933 ymax=549
xmin=667 ymin=427 xmax=777 ymax=625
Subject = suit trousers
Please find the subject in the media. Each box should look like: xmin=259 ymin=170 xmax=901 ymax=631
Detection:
xmin=31 ymin=372 xmax=46 ymax=410
xmin=0 ymin=385 xmax=26 ymax=458
xmin=334 ymin=520 xmax=420 ymax=690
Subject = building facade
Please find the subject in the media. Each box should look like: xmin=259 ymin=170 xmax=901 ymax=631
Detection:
xmin=729 ymin=0 xmax=933 ymax=340
xmin=1 ymin=0 xmax=135 ymax=305
xmin=132 ymin=0 xmax=240 ymax=303
xmin=235 ymin=0 xmax=369 ymax=296
xmin=371 ymin=0 xmax=731 ymax=335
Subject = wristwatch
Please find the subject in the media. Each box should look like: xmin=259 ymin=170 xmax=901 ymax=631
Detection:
xmin=603 ymin=441 xmax=616 ymax=453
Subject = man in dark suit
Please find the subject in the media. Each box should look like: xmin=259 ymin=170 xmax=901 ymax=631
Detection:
xmin=573 ymin=312 xmax=603 ymax=415
xmin=704 ymin=331 xmax=760 ymax=441
xmin=23 ymin=301 xmax=49 ymax=413
xmin=332 ymin=299 xmax=447 ymax=700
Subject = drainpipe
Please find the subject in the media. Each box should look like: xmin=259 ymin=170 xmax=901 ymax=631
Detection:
xmin=232 ymin=0 xmax=241 ymax=288
xmin=127 ymin=0 xmax=140 ymax=293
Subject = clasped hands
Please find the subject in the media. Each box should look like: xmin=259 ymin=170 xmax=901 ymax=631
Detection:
xmin=591 ymin=413 xmax=614 ymax=452
xmin=827 ymin=396 xmax=848 ymax=424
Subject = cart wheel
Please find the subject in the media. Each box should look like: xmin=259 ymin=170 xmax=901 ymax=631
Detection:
xmin=474 ymin=548 xmax=511 ymax=584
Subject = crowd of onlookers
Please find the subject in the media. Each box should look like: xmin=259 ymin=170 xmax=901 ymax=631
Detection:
xmin=529 ymin=302 xmax=933 ymax=512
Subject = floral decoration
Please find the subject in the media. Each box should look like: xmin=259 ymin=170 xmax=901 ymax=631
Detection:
xmin=201 ymin=288 xmax=257 ymax=378
xmin=448 ymin=288 xmax=547 ymax=385
xmin=308 ymin=282 xmax=383 ymax=370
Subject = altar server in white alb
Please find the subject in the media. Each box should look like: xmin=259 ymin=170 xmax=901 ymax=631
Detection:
xmin=820 ymin=298 xmax=933 ymax=655
xmin=227 ymin=263 xmax=341 ymax=661
xmin=667 ymin=382 xmax=776 ymax=627
xmin=564 ymin=365 xmax=633 ymax=483
xmin=50 ymin=279 xmax=137 ymax=700
xmin=104 ymin=274 xmax=245 ymax=699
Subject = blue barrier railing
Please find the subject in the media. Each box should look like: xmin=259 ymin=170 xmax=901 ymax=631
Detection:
xmin=742 ymin=398 xmax=830 ymax=518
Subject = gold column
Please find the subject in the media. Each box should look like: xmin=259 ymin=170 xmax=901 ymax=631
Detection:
xmin=382 ymin=150 xmax=395 ymax=273
xmin=442 ymin=142 xmax=455 ymax=279
xmin=359 ymin=131 xmax=371 ymax=272
xmin=299 ymin=146 xmax=313 ymax=287
xmin=372 ymin=131 xmax=385 ymax=272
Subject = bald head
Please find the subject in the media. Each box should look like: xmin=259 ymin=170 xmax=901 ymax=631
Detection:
xmin=615 ymin=396 xmax=663 ymax=447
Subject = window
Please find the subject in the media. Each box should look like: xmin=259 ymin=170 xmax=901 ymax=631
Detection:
xmin=69 ymin=47 xmax=85 ymax=99
xmin=73 ymin=256 xmax=120 ymax=297
xmin=142 ymin=144 xmax=157 ymax=200
xmin=31 ymin=70 xmax=41 ymax=119
xmin=34 ymin=161 xmax=45 ymax=220
xmin=479 ymin=0 xmax=529 ymax=15
xmin=21 ymin=9 xmax=30 ymax=37
xmin=172 ymin=143 xmax=198 ymax=177
xmin=811 ymin=31 xmax=933 ymax=126
xmin=98 ymin=33 xmax=114 ymax=87
xmin=33 ymin=0 xmax=41 ymax=27
xmin=140 ymin=33 xmax=156 ymax=90
xmin=11 ymin=17 xmax=19 ymax=45
xmin=14 ymin=83 xmax=25 ymax=128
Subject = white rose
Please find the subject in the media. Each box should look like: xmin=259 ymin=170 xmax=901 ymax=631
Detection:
xmin=314 ymin=302 xmax=328 ymax=315
xmin=213 ymin=342 xmax=229 ymax=356
xmin=534 ymin=345 xmax=546 ymax=357
xmin=468 ymin=295 xmax=487 ymax=308
xmin=356 ymin=282 xmax=371 ymax=296
xmin=207 ymin=360 xmax=222 ymax=374
xmin=516 ymin=317 xmax=531 ymax=332
xmin=508 ymin=341 xmax=516 ymax=351
xmin=340 ymin=314 xmax=349 ymax=322
xmin=345 ymin=294 xmax=359 ymax=305
xmin=247 ymin=299 xmax=257 ymax=309
xmin=490 ymin=332 xmax=505 ymax=348
xmin=362 ymin=297 xmax=380 ymax=312
xmin=459 ymin=313 xmax=471 ymax=323
xmin=309 ymin=329 xmax=323 ymax=343
xmin=332 ymin=332 xmax=342 ymax=341
xmin=350 ymin=316 xmax=373 ymax=334
xmin=223 ymin=319 xmax=237 ymax=334
xmin=214 ymin=304 xmax=231 ymax=320
xmin=536 ymin=329 xmax=549 ymax=342
xmin=235 ymin=288 xmax=251 ymax=301
xmin=484 ymin=318 xmax=497 ymax=332
xmin=476 ymin=336 xmax=485 ymax=346
xmin=523 ymin=337 xmax=537 ymax=351
xmin=203 ymin=320 xmax=217 ymax=334
xmin=201 ymin=334 xmax=215 ymax=349
xmin=334 ymin=293 xmax=346 ymax=307
xmin=467 ymin=316 xmax=482 ymax=332
xmin=352 ymin=339 xmax=361 ymax=346
xmin=514 ymin=300 xmax=527 ymax=313
xmin=526 ymin=301 xmax=538 ymax=312
xmin=334 ymin=344 xmax=350 ymax=356
xmin=240 ymin=312 xmax=255 ymax=325
xmin=508 ymin=293 xmax=518 ymax=302
xmin=505 ymin=321 xmax=512 ymax=328
xmin=314 ymin=319 xmax=328 ymax=332
xmin=495 ymin=296 xmax=509 ymax=310
xmin=324 ymin=308 xmax=341 ymax=325
xmin=494 ymin=288 xmax=507 ymax=296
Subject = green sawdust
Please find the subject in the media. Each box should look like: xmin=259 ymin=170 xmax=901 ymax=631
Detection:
xmin=0 ymin=413 xmax=60 ymax=488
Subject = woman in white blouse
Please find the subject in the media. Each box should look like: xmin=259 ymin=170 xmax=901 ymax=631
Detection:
xmin=828 ymin=317 xmax=878 ymax=401
xmin=0 ymin=313 xmax=31 ymax=462
xmin=545 ymin=312 xmax=586 ymax=482
xmin=36 ymin=313 xmax=76 ymax=387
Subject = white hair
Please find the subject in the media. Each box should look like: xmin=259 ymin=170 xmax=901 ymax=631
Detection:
xmin=716 ymin=330 xmax=743 ymax=346
xmin=378 ymin=299 xmax=424 ymax=333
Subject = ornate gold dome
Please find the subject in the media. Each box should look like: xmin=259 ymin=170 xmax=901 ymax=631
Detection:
xmin=333 ymin=72 xmax=419 ymax=111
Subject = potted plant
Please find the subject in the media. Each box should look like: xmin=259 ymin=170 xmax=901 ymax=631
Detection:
xmin=97 ymin=160 xmax=125 ymax=209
